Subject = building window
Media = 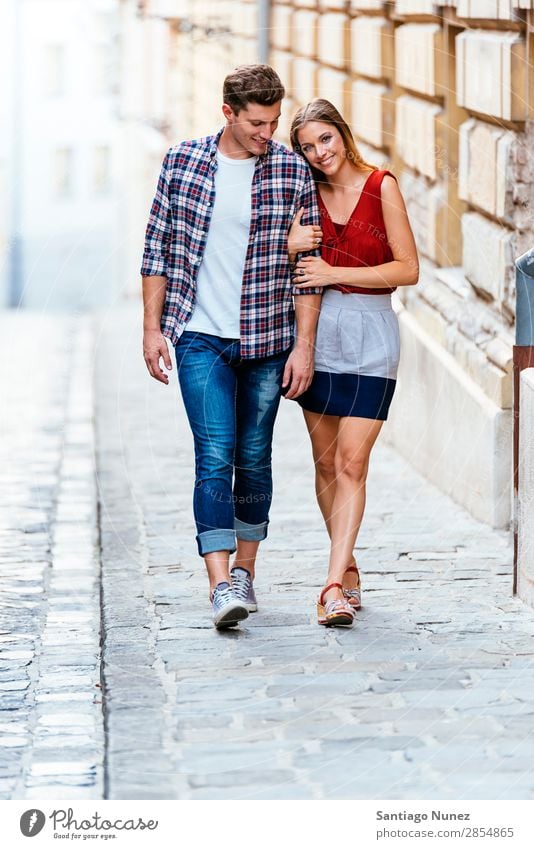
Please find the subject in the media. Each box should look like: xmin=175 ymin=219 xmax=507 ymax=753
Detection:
xmin=93 ymin=145 xmax=111 ymax=195
xmin=44 ymin=45 xmax=65 ymax=97
xmin=53 ymin=148 xmax=74 ymax=199
xmin=94 ymin=44 xmax=113 ymax=95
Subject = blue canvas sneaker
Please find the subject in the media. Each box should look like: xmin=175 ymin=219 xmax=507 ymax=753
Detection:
xmin=230 ymin=567 xmax=258 ymax=613
xmin=211 ymin=581 xmax=249 ymax=629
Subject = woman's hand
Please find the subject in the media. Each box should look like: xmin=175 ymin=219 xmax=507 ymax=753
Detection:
xmin=288 ymin=207 xmax=323 ymax=257
xmin=293 ymin=256 xmax=336 ymax=289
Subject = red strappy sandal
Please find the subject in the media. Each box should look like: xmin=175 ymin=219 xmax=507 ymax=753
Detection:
xmin=343 ymin=564 xmax=361 ymax=610
xmin=317 ymin=582 xmax=354 ymax=627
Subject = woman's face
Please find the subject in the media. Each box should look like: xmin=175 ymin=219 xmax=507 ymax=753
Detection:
xmin=296 ymin=120 xmax=346 ymax=176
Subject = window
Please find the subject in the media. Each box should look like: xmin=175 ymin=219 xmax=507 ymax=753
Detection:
xmin=93 ymin=145 xmax=111 ymax=195
xmin=53 ymin=148 xmax=74 ymax=199
xmin=94 ymin=44 xmax=113 ymax=95
xmin=44 ymin=45 xmax=65 ymax=97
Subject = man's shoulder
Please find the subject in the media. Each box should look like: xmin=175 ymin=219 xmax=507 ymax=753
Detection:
xmin=267 ymin=140 xmax=311 ymax=176
xmin=165 ymin=134 xmax=216 ymax=166
xmin=268 ymin=139 xmax=299 ymax=162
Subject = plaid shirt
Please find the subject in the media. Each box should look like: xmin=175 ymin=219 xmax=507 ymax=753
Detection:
xmin=140 ymin=129 xmax=321 ymax=358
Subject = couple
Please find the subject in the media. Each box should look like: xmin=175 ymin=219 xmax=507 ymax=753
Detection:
xmin=141 ymin=64 xmax=418 ymax=629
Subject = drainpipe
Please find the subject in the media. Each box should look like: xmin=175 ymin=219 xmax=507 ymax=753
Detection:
xmin=9 ymin=0 xmax=23 ymax=307
xmin=257 ymin=0 xmax=270 ymax=64
xmin=513 ymin=246 xmax=534 ymax=593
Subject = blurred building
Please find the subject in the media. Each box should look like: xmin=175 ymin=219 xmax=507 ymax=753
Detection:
xmin=5 ymin=0 xmax=120 ymax=311
xmin=121 ymin=0 xmax=534 ymax=529
xmin=0 ymin=2 xmax=16 ymax=307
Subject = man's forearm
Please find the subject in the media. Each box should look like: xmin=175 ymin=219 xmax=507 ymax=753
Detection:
xmin=142 ymin=275 xmax=167 ymax=330
xmin=294 ymin=294 xmax=321 ymax=348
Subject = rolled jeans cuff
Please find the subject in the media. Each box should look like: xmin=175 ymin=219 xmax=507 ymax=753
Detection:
xmin=196 ymin=529 xmax=237 ymax=557
xmin=234 ymin=518 xmax=269 ymax=542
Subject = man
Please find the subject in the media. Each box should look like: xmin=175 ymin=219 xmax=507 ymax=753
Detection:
xmin=141 ymin=65 xmax=322 ymax=628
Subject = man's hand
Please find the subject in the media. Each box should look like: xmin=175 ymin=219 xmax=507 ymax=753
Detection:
xmin=282 ymin=342 xmax=314 ymax=400
xmin=143 ymin=329 xmax=172 ymax=385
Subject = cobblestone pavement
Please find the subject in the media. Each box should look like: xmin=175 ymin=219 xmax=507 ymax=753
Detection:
xmin=0 ymin=312 xmax=103 ymax=800
xmin=96 ymin=304 xmax=534 ymax=801
xmin=2 ymin=307 xmax=534 ymax=801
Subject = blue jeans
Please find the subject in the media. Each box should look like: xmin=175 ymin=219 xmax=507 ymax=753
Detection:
xmin=174 ymin=331 xmax=289 ymax=557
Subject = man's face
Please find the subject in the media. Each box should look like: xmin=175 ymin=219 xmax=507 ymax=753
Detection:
xmin=222 ymin=101 xmax=282 ymax=158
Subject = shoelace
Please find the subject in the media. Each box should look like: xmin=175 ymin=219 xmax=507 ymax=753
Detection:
xmin=213 ymin=583 xmax=235 ymax=607
xmin=231 ymin=569 xmax=250 ymax=600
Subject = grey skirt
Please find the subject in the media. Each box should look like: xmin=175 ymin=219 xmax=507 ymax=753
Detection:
xmin=297 ymin=289 xmax=400 ymax=420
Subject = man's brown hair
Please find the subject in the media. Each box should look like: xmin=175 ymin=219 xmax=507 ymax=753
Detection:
xmin=223 ymin=64 xmax=285 ymax=113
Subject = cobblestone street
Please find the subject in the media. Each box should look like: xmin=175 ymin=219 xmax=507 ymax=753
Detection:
xmin=1 ymin=306 xmax=534 ymax=800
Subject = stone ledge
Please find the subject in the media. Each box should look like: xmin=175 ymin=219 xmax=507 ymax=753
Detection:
xmin=384 ymin=309 xmax=513 ymax=528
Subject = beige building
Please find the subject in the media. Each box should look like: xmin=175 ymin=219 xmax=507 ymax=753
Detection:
xmin=124 ymin=0 xmax=534 ymax=531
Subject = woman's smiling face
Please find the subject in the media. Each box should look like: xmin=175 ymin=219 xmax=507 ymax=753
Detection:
xmin=296 ymin=121 xmax=347 ymax=176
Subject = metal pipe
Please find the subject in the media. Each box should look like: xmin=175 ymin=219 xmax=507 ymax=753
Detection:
xmin=9 ymin=0 xmax=23 ymax=307
xmin=516 ymin=247 xmax=534 ymax=345
xmin=257 ymin=0 xmax=270 ymax=64
xmin=513 ymin=245 xmax=534 ymax=593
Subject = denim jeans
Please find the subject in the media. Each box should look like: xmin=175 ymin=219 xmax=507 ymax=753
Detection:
xmin=174 ymin=331 xmax=289 ymax=557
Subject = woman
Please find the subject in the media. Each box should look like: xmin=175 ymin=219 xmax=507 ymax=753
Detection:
xmin=288 ymin=99 xmax=418 ymax=628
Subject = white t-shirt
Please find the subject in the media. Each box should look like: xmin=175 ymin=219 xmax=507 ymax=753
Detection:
xmin=186 ymin=149 xmax=257 ymax=339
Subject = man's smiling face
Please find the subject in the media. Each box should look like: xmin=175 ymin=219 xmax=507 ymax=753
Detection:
xmin=222 ymin=101 xmax=282 ymax=158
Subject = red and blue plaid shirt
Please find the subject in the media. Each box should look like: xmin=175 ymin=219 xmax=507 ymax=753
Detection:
xmin=141 ymin=129 xmax=321 ymax=359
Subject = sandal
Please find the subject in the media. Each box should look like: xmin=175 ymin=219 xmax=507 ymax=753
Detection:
xmin=317 ymin=582 xmax=354 ymax=627
xmin=343 ymin=564 xmax=361 ymax=610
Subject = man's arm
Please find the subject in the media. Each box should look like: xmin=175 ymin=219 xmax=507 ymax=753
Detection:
xmin=282 ymin=292 xmax=321 ymax=399
xmin=140 ymin=150 xmax=173 ymax=385
xmin=142 ymin=275 xmax=172 ymax=385
xmin=282 ymin=164 xmax=323 ymax=399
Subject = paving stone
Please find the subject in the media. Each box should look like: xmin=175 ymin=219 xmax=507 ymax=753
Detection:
xmin=27 ymin=302 xmax=527 ymax=800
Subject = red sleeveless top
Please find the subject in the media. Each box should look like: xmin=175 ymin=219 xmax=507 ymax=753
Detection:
xmin=318 ymin=169 xmax=397 ymax=295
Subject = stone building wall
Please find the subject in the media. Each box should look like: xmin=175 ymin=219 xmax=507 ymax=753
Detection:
xmin=125 ymin=0 xmax=534 ymax=527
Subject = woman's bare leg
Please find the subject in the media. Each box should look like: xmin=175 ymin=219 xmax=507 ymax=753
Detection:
xmin=302 ymin=409 xmax=339 ymax=532
xmin=322 ymin=416 xmax=383 ymax=602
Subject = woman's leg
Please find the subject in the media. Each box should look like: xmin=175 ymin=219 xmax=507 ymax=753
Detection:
xmin=302 ymin=409 xmax=339 ymax=533
xmin=303 ymin=409 xmax=361 ymax=593
xmin=323 ymin=416 xmax=383 ymax=601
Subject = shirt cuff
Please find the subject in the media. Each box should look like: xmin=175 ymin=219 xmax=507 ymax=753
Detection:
xmin=140 ymin=252 xmax=167 ymax=276
xmin=293 ymin=285 xmax=323 ymax=296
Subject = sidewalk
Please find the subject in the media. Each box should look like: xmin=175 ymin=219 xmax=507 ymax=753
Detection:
xmin=96 ymin=303 xmax=534 ymax=800
xmin=0 ymin=311 xmax=103 ymax=800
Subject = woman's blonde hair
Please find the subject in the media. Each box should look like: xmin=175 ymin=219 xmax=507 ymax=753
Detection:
xmin=290 ymin=98 xmax=377 ymax=181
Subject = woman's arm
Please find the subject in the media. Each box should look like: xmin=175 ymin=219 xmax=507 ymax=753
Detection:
xmin=294 ymin=177 xmax=419 ymax=289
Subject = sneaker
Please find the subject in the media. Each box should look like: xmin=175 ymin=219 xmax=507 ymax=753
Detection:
xmin=211 ymin=581 xmax=249 ymax=629
xmin=230 ymin=567 xmax=258 ymax=613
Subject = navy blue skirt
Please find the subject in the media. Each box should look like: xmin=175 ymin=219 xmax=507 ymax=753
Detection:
xmin=297 ymin=371 xmax=396 ymax=420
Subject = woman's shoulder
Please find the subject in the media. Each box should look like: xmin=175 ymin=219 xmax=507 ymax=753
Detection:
xmin=370 ymin=168 xmax=397 ymax=185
